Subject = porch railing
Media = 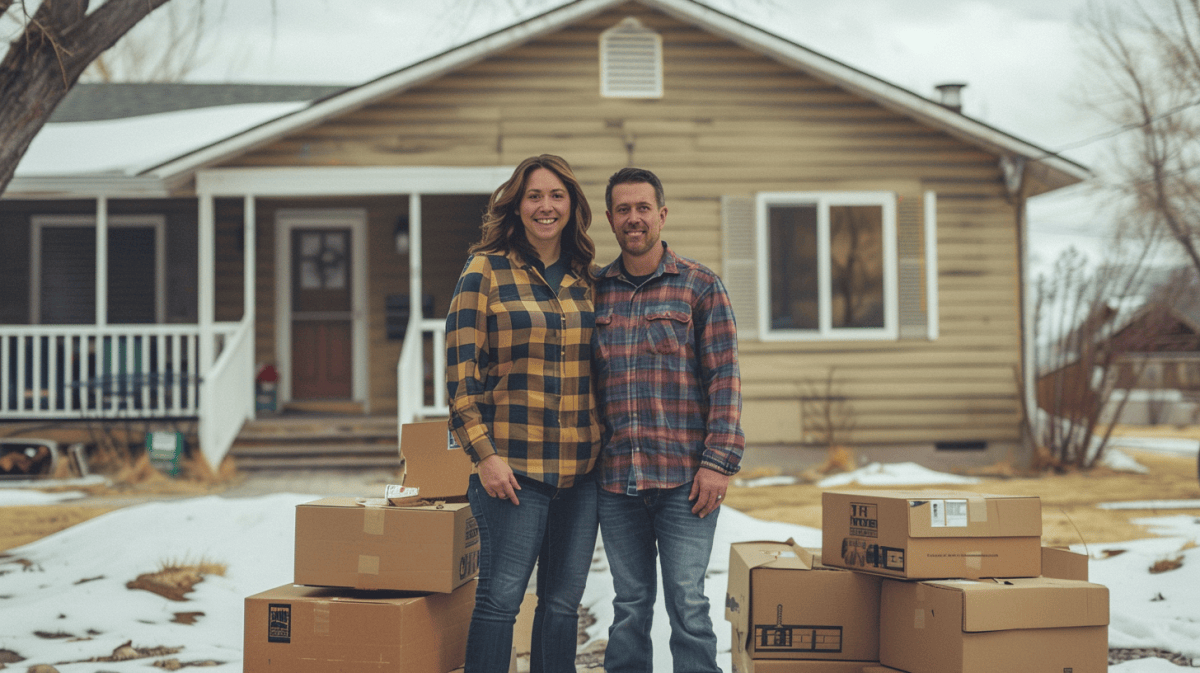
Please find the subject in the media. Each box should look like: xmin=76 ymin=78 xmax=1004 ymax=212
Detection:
xmin=397 ymin=317 xmax=447 ymax=427
xmin=198 ymin=317 xmax=255 ymax=469
xmin=0 ymin=324 xmax=235 ymax=419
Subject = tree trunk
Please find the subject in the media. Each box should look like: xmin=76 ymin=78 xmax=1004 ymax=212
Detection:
xmin=0 ymin=0 xmax=173 ymax=195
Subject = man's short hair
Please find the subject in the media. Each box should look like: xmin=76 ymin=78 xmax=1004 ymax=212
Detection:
xmin=606 ymin=167 xmax=665 ymax=211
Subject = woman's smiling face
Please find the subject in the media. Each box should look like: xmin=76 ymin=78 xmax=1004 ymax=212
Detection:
xmin=520 ymin=167 xmax=571 ymax=252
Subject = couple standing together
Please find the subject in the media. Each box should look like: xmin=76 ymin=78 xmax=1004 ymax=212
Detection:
xmin=446 ymin=154 xmax=744 ymax=673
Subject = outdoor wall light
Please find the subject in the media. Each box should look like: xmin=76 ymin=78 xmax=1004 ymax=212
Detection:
xmin=394 ymin=215 xmax=410 ymax=255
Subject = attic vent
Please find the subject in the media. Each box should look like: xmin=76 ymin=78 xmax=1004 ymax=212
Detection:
xmin=600 ymin=17 xmax=663 ymax=98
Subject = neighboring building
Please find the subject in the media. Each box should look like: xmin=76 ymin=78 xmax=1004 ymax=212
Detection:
xmin=1038 ymin=278 xmax=1200 ymax=426
xmin=1 ymin=0 xmax=1089 ymax=469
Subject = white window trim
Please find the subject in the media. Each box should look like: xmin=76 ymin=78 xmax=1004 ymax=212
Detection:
xmin=755 ymin=191 xmax=898 ymax=341
xmin=30 ymin=214 xmax=166 ymax=325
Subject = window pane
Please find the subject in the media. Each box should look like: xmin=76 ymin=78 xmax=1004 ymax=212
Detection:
xmin=829 ymin=205 xmax=884 ymax=329
xmin=769 ymin=205 xmax=818 ymax=329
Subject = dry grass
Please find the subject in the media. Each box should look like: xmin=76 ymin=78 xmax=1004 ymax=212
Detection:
xmin=723 ymin=448 xmax=1200 ymax=548
xmin=126 ymin=557 xmax=228 ymax=602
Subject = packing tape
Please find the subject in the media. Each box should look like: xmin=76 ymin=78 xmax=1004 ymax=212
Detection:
xmin=913 ymin=608 xmax=925 ymax=629
xmin=314 ymin=604 xmax=330 ymax=634
xmin=968 ymin=496 xmax=988 ymax=522
xmin=358 ymin=555 xmax=380 ymax=575
xmin=964 ymin=552 xmax=982 ymax=570
xmin=362 ymin=508 xmax=385 ymax=535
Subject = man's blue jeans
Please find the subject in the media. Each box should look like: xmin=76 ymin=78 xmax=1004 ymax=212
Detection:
xmin=598 ymin=484 xmax=721 ymax=673
xmin=464 ymin=472 xmax=598 ymax=673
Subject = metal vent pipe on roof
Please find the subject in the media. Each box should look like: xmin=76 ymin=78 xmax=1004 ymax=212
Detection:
xmin=934 ymin=82 xmax=967 ymax=112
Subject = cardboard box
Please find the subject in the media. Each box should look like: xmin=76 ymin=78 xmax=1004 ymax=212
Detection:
xmin=294 ymin=421 xmax=479 ymax=593
xmin=860 ymin=667 xmax=902 ymax=673
xmin=243 ymin=580 xmax=475 ymax=673
xmin=726 ymin=540 xmax=881 ymax=661
xmin=821 ymin=490 xmax=1042 ymax=579
xmin=1041 ymin=546 xmax=1088 ymax=581
xmin=879 ymin=577 xmax=1109 ymax=673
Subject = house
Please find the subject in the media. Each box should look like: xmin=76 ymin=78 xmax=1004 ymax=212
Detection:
xmin=1037 ymin=275 xmax=1200 ymax=426
xmin=1 ymin=0 xmax=1089 ymax=471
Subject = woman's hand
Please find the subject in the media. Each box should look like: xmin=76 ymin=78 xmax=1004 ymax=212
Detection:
xmin=479 ymin=454 xmax=522 ymax=505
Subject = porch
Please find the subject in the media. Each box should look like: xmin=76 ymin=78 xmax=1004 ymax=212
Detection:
xmin=1 ymin=165 xmax=506 ymax=469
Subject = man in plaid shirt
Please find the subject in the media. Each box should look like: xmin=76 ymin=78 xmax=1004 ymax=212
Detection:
xmin=593 ymin=167 xmax=744 ymax=673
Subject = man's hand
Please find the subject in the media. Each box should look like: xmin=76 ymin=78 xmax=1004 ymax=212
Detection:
xmin=479 ymin=454 xmax=521 ymax=505
xmin=689 ymin=467 xmax=729 ymax=518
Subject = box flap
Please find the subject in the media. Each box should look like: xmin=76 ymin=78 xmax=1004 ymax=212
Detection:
xmin=395 ymin=421 xmax=473 ymax=501
xmin=731 ymin=539 xmax=814 ymax=571
xmin=927 ymin=577 xmax=1109 ymax=632
xmin=1041 ymin=546 xmax=1089 ymax=581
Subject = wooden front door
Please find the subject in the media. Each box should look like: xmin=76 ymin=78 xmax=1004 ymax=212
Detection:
xmin=291 ymin=228 xmax=353 ymax=399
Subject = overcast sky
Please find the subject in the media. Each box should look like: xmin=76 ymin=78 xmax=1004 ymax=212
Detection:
xmin=46 ymin=0 xmax=1111 ymax=271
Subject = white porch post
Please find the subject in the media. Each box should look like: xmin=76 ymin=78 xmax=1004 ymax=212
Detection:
xmin=408 ymin=193 xmax=423 ymax=326
xmin=244 ymin=195 xmax=257 ymax=419
xmin=95 ymin=196 xmax=108 ymax=326
xmin=198 ymin=193 xmax=215 ymax=378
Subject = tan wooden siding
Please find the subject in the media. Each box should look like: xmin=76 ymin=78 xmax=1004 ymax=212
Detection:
xmin=220 ymin=1 xmax=1027 ymax=450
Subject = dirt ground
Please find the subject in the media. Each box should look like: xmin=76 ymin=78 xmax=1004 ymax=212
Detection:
xmin=2 ymin=427 xmax=1199 ymax=553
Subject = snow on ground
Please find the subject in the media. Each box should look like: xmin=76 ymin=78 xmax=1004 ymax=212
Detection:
xmin=1 ymin=438 xmax=1197 ymax=672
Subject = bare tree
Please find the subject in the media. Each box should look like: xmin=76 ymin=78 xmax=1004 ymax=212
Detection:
xmin=0 ymin=0 xmax=176 ymax=196
xmin=1081 ymin=0 xmax=1200 ymax=281
xmin=1030 ymin=236 xmax=1190 ymax=469
xmin=82 ymin=0 xmax=217 ymax=82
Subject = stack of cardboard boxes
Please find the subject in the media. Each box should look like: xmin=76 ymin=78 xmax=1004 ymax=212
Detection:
xmin=243 ymin=422 xmax=481 ymax=673
xmin=726 ymin=489 xmax=1110 ymax=673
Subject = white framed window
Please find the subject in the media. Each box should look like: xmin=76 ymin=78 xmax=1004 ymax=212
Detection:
xmin=30 ymin=214 xmax=166 ymax=325
xmin=600 ymin=17 xmax=663 ymax=98
xmin=755 ymin=192 xmax=899 ymax=340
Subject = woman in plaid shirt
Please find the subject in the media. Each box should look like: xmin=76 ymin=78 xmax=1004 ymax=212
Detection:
xmin=446 ymin=154 xmax=602 ymax=673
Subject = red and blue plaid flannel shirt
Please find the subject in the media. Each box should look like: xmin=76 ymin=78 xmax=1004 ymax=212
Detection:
xmin=593 ymin=243 xmax=744 ymax=495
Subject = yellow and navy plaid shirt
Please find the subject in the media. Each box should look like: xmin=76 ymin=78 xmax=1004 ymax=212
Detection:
xmin=446 ymin=252 xmax=601 ymax=489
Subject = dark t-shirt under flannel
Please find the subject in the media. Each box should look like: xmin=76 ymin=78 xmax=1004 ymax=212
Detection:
xmin=445 ymin=252 xmax=601 ymax=489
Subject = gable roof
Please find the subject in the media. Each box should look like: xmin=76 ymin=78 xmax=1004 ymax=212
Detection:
xmin=25 ymin=0 xmax=1090 ymax=196
xmin=50 ymin=83 xmax=348 ymax=123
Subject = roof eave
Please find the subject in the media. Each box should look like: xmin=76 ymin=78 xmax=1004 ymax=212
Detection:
xmin=141 ymin=0 xmax=1089 ymax=191
xmin=648 ymin=0 xmax=1090 ymax=191
xmin=142 ymin=0 xmax=621 ymax=181
xmin=3 ymin=174 xmax=174 ymax=199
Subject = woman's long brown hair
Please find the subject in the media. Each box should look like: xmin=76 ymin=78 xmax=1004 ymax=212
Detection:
xmin=469 ymin=154 xmax=596 ymax=287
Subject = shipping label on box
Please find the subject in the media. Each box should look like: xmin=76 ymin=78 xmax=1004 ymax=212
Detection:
xmin=730 ymin=632 xmax=877 ymax=673
xmin=879 ymin=577 xmax=1109 ymax=673
xmin=821 ymin=490 xmax=1042 ymax=579
xmin=726 ymin=540 xmax=881 ymax=661
xmin=244 ymin=581 xmax=476 ymax=673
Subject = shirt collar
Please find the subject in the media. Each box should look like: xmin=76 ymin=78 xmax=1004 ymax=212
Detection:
xmin=601 ymin=241 xmax=678 ymax=280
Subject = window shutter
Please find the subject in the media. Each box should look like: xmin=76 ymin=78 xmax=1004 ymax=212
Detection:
xmin=896 ymin=190 xmax=938 ymax=340
xmin=108 ymin=227 xmax=157 ymax=324
xmin=40 ymin=227 xmax=96 ymax=325
xmin=600 ymin=17 xmax=663 ymax=99
xmin=722 ymin=195 xmax=758 ymax=341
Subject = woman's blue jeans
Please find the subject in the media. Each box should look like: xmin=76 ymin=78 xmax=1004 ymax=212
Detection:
xmin=598 ymin=484 xmax=721 ymax=673
xmin=464 ymin=472 xmax=598 ymax=673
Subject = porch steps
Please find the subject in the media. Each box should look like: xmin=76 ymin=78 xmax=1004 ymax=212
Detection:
xmin=227 ymin=414 xmax=402 ymax=471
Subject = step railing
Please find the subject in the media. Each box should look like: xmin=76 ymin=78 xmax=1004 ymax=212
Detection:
xmin=396 ymin=318 xmax=447 ymax=427
xmin=198 ymin=317 xmax=255 ymax=469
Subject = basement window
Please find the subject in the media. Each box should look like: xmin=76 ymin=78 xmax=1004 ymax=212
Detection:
xmin=600 ymin=17 xmax=663 ymax=98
